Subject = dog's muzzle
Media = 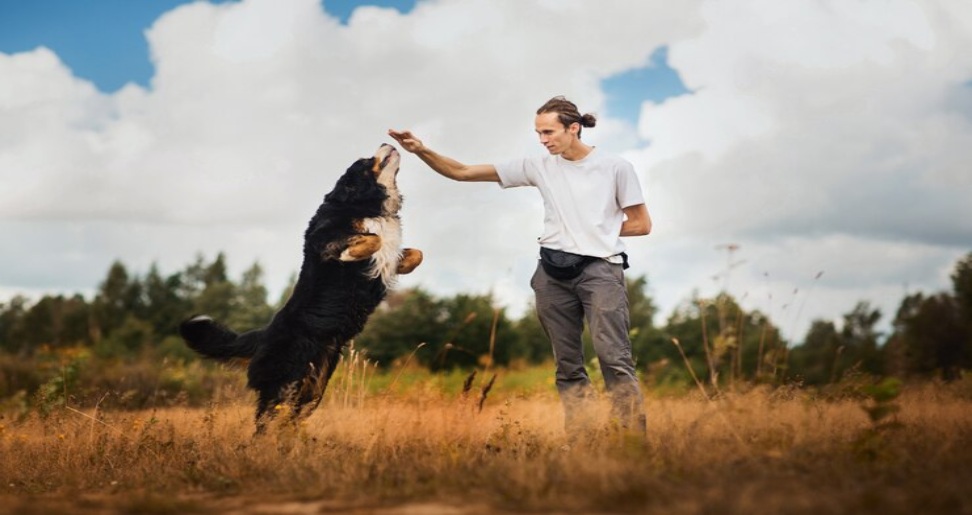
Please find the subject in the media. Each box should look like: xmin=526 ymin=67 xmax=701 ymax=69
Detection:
xmin=374 ymin=144 xmax=400 ymax=176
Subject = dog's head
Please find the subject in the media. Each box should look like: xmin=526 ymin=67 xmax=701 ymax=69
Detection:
xmin=325 ymin=144 xmax=402 ymax=214
xmin=372 ymin=143 xmax=400 ymax=188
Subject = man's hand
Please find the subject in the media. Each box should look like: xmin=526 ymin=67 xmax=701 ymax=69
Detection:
xmin=388 ymin=129 xmax=425 ymax=154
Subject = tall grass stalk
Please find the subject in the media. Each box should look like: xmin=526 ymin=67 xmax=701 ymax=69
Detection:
xmin=671 ymin=338 xmax=708 ymax=399
xmin=387 ymin=341 xmax=427 ymax=392
xmin=697 ymin=300 xmax=719 ymax=391
xmin=485 ymin=307 xmax=500 ymax=373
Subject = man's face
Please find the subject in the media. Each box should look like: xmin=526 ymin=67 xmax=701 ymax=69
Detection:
xmin=535 ymin=112 xmax=578 ymax=155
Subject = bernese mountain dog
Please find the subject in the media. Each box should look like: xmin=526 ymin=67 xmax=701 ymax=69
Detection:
xmin=179 ymin=143 xmax=422 ymax=431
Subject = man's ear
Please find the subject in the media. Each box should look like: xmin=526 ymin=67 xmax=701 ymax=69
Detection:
xmin=569 ymin=122 xmax=580 ymax=136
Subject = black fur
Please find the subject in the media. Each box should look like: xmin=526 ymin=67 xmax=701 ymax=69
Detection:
xmin=180 ymin=147 xmax=407 ymax=431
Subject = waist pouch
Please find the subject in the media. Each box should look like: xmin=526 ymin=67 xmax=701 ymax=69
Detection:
xmin=539 ymin=247 xmax=598 ymax=281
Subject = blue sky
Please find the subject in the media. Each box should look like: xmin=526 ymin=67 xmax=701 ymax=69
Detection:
xmin=1 ymin=0 xmax=968 ymax=341
xmin=0 ymin=0 xmax=687 ymax=124
xmin=0 ymin=1 xmax=416 ymax=91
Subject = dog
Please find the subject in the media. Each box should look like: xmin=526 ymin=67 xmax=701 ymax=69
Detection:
xmin=179 ymin=143 xmax=422 ymax=431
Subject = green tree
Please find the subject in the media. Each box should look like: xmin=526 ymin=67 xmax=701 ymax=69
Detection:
xmin=20 ymin=295 xmax=91 ymax=349
xmin=189 ymin=253 xmax=236 ymax=323
xmin=951 ymin=252 xmax=972 ymax=321
xmin=20 ymin=297 xmax=59 ymax=349
xmin=0 ymin=295 xmax=30 ymax=353
xmin=883 ymin=293 xmax=924 ymax=378
xmin=626 ymin=275 xmax=669 ymax=372
xmin=789 ymin=301 xmax=883 ymax=385
xmin=736 ymin=308 xmax=784 ymax=382
xmin=839 ymin=301 xmax=884 ymax=376
xmin=226 ymin=262 xmax=274 ymax=330
xmin=203 ymin=252 xmax=229 ymax=286
xmin=357 ymin=290 xmax=517 ymax=371
xmin=97 ymin=314 xmax=155 ymax=358
xmin=509 ymin=306 xmax=550 ymax=365
xmin=426 ymin=293 xmax=515 ymax=371
xmin=788 ymin=320 xmax=841 ymax=385
xmin=948 ymin=252 xmax=972 ymax=377
xmin=626 ymin=275 xmax=658 ymax=334
xmin=356 ymin=288 xmax=447 ymax=368
xmin=91 ymin=261 xmax=143 ymax=341
xmin=143 ymin=264 xmax=192 ymax=337
xmin=895 ymin=293 xmax=967 ymax=381
xmin=1 ymin=295 xmax=90 ymax=352
xmin=662 ymin=295 xmax=717 ymax=386
xmin=658 ymin=292 xmax=786 ymax=387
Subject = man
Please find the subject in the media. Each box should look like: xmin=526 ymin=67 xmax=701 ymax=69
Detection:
xmin=389 ymin=96 xmax=651 ymax=436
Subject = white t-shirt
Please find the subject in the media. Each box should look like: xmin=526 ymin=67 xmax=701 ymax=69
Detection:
xmin=495 ymin=148 xmax=645 ymax=260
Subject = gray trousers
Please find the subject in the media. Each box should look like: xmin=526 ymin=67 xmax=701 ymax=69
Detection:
xmin=530 ymin=259 xmax=645 ymax=433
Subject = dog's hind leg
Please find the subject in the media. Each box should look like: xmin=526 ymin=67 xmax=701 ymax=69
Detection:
xmin=255 ymin=382 xmax=306 ymax=434
xmin=292 ymin=345 xmax=343 ymax=420
xmin=397 ymin=248 xmax=423 ymax=274
xmin=254 ymin=390 xmax=281 ymax=435
xmin=292 ymin=363 xmax=327 ymax=420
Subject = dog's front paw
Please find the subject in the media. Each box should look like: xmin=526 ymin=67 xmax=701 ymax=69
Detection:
xmin=397 ymin=248 xmax=423 ymax=274
xmin=334 ymin=234 xmax=382 ymax=262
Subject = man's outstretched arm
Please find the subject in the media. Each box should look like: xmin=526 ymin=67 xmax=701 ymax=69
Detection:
xmin=388 ymin=129 xmax=500 ymax=183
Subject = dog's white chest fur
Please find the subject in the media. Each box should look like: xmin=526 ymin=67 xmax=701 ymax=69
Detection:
xmin=362 ymin=215 xmax=402 ymax=287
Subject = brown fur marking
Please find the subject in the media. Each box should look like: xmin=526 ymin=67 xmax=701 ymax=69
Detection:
xmin=397 ymin=248 xmax=423 ymax=275
xmin=344 ymin=234 xmax=382 ymax=260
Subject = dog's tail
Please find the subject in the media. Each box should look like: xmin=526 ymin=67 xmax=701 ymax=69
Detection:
xmin=179 ymin=315 xmax=263 ymax=361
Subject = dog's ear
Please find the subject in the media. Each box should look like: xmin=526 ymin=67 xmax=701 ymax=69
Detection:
xmin=325 ymin=183 xmax=356 ymax=204
xmin=326 ymin=160 xmax=388 ymax=206
xmin=325 ymin=158 xmax=380 ymax=204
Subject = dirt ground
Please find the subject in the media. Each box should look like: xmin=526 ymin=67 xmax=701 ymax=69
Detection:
xmin=0 ymin=495 xmax=516 ymax=515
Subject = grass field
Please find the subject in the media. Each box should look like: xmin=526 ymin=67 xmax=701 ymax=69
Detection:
xmin=1 ymin=366 xmax=971 ymax=514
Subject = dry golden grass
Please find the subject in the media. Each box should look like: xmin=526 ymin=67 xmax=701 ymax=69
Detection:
xmin=1 ymin=379 xmax=971 ymax=514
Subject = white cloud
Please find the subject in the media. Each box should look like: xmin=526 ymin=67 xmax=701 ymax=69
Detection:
xmin=629 ymin=0 xmax=972 ymax=337
xmin=1 ymin=0 xmax=969 ymax=343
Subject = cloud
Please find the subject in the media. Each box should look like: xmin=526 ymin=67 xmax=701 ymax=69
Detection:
xmin=1 ymin=0 xmax=969 ymax=341
xmin=638 ymin=0 xmax=972 ymax=244
xmin=629 ymin=0 xmax=972 ymax=334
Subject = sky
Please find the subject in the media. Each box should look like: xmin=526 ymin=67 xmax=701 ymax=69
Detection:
xmin=1 ymin=0 xmax=970 ymax=343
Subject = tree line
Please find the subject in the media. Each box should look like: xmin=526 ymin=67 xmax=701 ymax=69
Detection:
xmin=1 ymin=251 xmax=970 ymax=388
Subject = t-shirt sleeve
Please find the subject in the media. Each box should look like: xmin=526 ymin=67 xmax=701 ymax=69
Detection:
xmin=494 ymin=158 xmax=535 ymax=189
xmin=617 ymin=160 xmax=646 ymax=208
